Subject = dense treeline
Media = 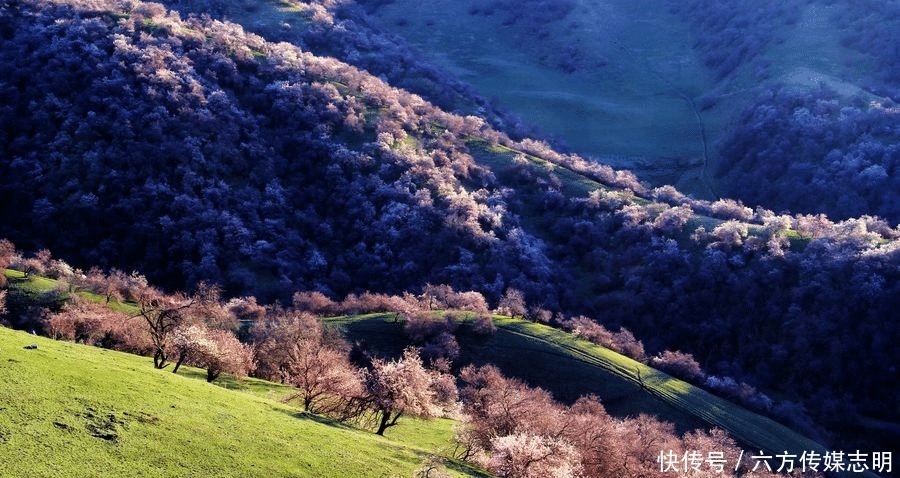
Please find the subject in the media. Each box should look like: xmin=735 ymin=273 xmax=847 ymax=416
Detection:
xmin=0 ymin=0 xmax=898 ymax=454
xmin=672 ymin=0 xmax=900 ymax=226
xmin=457 ymin=365 xmax=801 ymax=478
xmin=716 ymin=87 xmax=899 ymax=224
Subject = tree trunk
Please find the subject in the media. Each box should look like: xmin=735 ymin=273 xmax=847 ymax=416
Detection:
xmin=172 ymin=353 xmax=186 ymax=374
xmin=375 ymin=410 xmax=391 ymax=435
xmin=375 ymin=409 xmax=402 ymax=435
xmin=207 ymin=368 xmax=220 ymax=382
xmin=153 ymin=349 xmax=168 ymax=369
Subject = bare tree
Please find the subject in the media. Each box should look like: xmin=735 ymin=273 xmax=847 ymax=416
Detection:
xmin=414 ymin=455 xmax=450 ymax=478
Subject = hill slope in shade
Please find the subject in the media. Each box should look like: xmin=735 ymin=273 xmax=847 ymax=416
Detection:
xmin=0 ymin=326 xmax=480 ymax=478
xmin=358 ymin=0 xmax=714 ymax=190
xmin=358 ymin=0 xmax=898 ymax=217
xmin=325 ymin=314 xmax=847 ymax=469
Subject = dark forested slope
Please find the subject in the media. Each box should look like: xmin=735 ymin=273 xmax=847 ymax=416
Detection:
xmin=0 ymin=0 xmax=554 ymax=301
xmin=162 ymin=0 xmax=539 ymax=140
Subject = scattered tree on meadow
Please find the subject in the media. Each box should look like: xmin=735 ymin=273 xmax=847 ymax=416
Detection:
xmin=421 ymin=284 xmax=452 ymax=310
xmin=496 ymin=288 xmax=527 ymax=319
xmin=291 ymin=291 xmax=338 ymax=316
xmin=527 ymin=307 xmax=553 ymax=324
xmin=365 ymin=347 xmax=456 ymax=435
xmin=84 ymin=268 xmax=124 ymax=304
xmin=134 ymin=283 xmax=222 ymax=369
xmin=171 ymin=324 xmax=254 ymax=381
xmin=252 ymin=312 xmax=364 ymax=415
xmin=201 ymin=329 xmax=254 ymax=382
xmin=447 ymin=291 xmax=490 ymax=315
xmin=285 ymin=317 xmax=360 ymax=413
xmin=561 ymin=316 xmax=648 ymax=363
xmin=413 ymin=455 xmax=451 ymax=478
xmin=20 ymin=256 xmax=45 ymax=279
xmin=562 ymin=316 xmax=616 ymax=348
xmin=170 ymin=325 xmax=207 ymax=374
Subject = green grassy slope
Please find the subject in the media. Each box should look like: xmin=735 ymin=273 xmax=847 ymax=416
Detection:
xmin=0 ymin=326 xmax=484 ymax=478
xmin=327 ymin=313 xmax=703 ymax=431
xmin=4 ymin=269 xmax=139 ymax=315
xmin=1 ymin=270 xmax=877 ymax=476
xmin=326 ymin=313 xmax=868 ymax=476
xmin=5 ymin=269 xmax=827 ymax=460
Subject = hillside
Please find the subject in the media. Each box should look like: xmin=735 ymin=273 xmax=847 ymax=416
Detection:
xmin=0 ymin=0 xmax=898 ymax=459
xmin=1 ymin=270 xmax=863 ymax=477
xmin=357 ymin=0 xmax=714 ymax=190
xmin=326 ymin=313 xmax=838 ymax=462
xmin=0 ymin=269 xmax=841 ymax=439
xmin=358 ymin=0 xmax=900 ymax=221
xmin=0 ymin=326 xmax=482 ymax=477
xmin=0 ymin=265 xmax=881 ymax=477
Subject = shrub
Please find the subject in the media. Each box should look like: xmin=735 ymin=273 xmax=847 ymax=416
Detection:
xmin=650 ymin=350 xmax=706 ymax=384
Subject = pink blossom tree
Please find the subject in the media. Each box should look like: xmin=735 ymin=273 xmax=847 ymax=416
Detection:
xmin=365 ymin=347 xmax=456 ymax=435
xmin=172 ymin=324 xmax=254 ymax=382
